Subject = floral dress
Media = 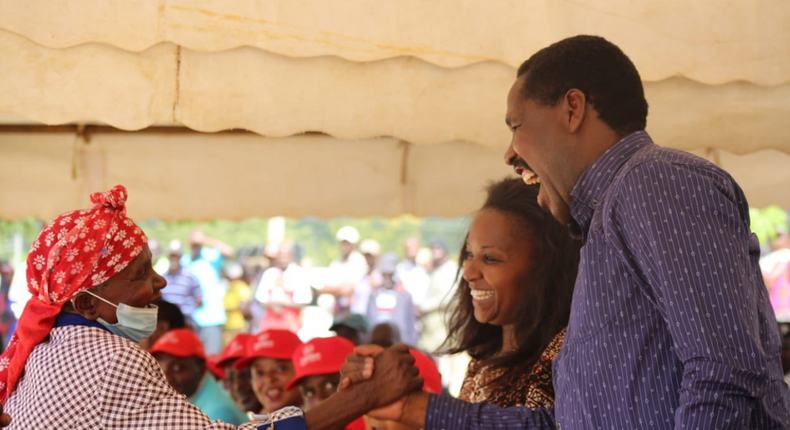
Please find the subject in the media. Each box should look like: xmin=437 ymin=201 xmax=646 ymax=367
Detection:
xmin=458 ymin=328 xmax=566 ymax=409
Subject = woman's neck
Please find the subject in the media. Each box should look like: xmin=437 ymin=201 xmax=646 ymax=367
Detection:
xmin=500 ymin=324 xmax=516 ymax=354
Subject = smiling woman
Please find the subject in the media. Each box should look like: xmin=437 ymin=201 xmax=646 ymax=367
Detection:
xmin=232 ymin=329 xmax=304 ymax=414
xmin=443 ymin=178 xmax=579 ymax=409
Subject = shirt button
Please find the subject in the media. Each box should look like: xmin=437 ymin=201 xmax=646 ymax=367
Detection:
xmin=592 ymin=199 xmax=600 ymax=207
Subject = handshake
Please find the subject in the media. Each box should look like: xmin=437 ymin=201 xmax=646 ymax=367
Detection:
xmin=337 ymin=344 xmax=432 ymax=427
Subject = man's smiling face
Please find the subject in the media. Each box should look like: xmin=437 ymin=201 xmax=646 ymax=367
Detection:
xmin=504 ymin=76 xmax=574 ymax=225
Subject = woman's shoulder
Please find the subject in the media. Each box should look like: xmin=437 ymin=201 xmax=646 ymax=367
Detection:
xmin=515 ymin=327 xmax=567 ymax=409
xmin=50 ymin=325 xmax=130 ymax=351
xmin=50 ymin=326 xmax=159 ymax=372
xmin=465 ymin=357 xmax=484 ymax=374
xmin=540 ymin=327 xmax=566 ymax=361
xmin=488 ymin=328 xmax=568 ymax=408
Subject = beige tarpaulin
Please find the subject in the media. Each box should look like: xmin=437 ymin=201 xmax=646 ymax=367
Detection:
xmin=0 ymin=132 xmax=510 ymax=220
xmin=1 ymin=0 xmax=788 ymax=84
xmin=1 ymin=132 xmax=788 ymax=221
xmin=2 ymin=30 xmax=789 ymax=153
xmin=0 ymin=0 xmax=788 ymax=220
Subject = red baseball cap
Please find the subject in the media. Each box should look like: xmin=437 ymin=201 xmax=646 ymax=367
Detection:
xmin=234 ymin=329 xmax=302 ymax=370
xmin=410 ymin=349 xmax=442 ymax=394
xmin=148 ymin=328 xmax=206 ymax=361
xmin=206 ymin=353 xmax=227 ymax=379
xmin=285 ymin=336 xmax=355 ymax=391
xmin=217 ymin=333 xmax=253 ymax=368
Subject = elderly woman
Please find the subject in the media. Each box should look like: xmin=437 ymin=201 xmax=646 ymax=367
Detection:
xmin=0 ymin=185 xmax=421 ymax=430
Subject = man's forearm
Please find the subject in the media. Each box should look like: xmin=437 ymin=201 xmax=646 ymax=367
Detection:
xmin=305 ymin=386 xmax=371 ymax=430
xmin=203 ymin=236 xmax=234 ymax=257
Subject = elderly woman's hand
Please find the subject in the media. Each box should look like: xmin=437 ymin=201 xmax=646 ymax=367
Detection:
xmin=339 ymin=344 xmax=384 ymax=389
xmin=0 ymin=402 xmax=11 ymax=427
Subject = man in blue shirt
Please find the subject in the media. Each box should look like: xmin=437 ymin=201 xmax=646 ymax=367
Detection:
xmin=346 ymin=35 xmax=790 ymax=430
xmin=162 ymin=241 xmax=202 ymax=324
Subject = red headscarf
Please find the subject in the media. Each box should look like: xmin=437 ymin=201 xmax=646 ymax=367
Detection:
xmin=0 ymin=185 xmax=148 ymax=401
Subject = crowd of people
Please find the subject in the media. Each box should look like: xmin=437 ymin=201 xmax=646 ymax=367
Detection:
xmin=0 ymin=35 xmax=789 ymax=430
xmin=149 ymin=226 xmax=460 ymax=358
xmin=0 ymin=224 xmax=462 ymax=354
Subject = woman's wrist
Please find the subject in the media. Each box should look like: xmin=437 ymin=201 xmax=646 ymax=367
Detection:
xmin=399 ymin=391 xmax=430 ymax=428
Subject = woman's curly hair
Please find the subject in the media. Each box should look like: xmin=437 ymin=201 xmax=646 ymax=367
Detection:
xmin=441 ymin=178 xmax=580 ymax=389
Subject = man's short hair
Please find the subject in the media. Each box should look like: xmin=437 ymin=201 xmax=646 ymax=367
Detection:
xmin=517 ymin=35 xmax=648 ymax=136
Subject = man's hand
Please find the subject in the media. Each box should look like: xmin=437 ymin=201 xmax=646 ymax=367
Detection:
xmin=340 ymin=344 xmax=407 ymax=421
xmin=367 ymin=397 xmax=407 ymax=421
xmin=304 ymin=347 xmax=422 ymax=430
xmin=352 ymin=344 xmax=423 ymax=412
xmin=340 ymin=344 xmax=383 ymax=389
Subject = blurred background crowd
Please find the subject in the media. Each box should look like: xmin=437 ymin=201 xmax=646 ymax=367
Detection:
xmin=3 ymin=209 xmax=790 ymax=395
xmin=0 ymin=220 xmax=474 ymax=393
xmin=2 ymin=205 xmax=790 ymax=385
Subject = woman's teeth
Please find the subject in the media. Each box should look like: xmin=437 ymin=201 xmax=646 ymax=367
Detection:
xmin=266 ymin=388 xmax=281 ymax=398
xmin=471 ymin=289 xmax=495 ymax=300
xmin=522 ymin=169 xmax=540 ymax=185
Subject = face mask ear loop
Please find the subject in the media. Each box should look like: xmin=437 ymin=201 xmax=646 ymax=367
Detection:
xmin=84 ymin=290 xmax=118 ymax=309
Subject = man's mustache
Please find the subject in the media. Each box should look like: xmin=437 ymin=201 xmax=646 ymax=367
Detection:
xmin=508 ymin=155 xmax=532 ymax=171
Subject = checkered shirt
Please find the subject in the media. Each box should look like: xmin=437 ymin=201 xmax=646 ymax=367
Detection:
xmin=4 ymin=325 xmax=262 ymax=429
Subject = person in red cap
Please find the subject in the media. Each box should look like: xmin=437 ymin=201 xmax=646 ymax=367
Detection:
xmin=150 ymin=328 xmax=248 ymax=425
xmin=286 ymin=337 xmax=367 ymax=430
xmin=207 ymin=353 xmax=228 ymax=380
xmin=217 ymin=333 xmax=263 ymax=415
xmin=234 ymin=329 xmax=304 ymax=414
xmin=0 ymin=185 xmax=427 ymax=430
xmin=287 ymin=337 xmax=353 ymax=411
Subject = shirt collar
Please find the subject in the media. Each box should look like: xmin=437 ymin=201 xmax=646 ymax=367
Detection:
xmin=569 ymin=131 xmax=654 ymax=236
xmin=54 ymin=312 xmax=111 ymax=332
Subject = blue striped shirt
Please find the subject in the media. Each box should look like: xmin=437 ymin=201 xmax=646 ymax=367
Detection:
xmin=426 ymin=131 xmax=790 ymax=429
xmin=162 ymin=267 xmax=202 ymax=317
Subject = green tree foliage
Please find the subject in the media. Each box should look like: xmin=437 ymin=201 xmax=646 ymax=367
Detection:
xmin=0 ymin=216 xmax=470 ymax=267
xmin=288 ymin=216 xmax=469 ymax=266
xmin=750 ymin=205 xmax=789 ymax=246
xmin=0 ymin=218 xmax=44 ymax=264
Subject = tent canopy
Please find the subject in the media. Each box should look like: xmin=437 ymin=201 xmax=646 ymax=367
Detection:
xmin=2 ymin=129 xmax=788 ymax=221
xmin=1 ymin=1 xmax=788 ymax=220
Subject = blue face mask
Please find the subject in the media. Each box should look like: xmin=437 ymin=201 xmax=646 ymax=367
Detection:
xmin=85 ymin=291 xmax=158 ymax=343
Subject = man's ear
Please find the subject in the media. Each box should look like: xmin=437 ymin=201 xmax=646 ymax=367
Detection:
xmin=71 ymin=292 xmax=101 ymax=321
xmin=564 ymin=89 xmax=587 ymax=134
